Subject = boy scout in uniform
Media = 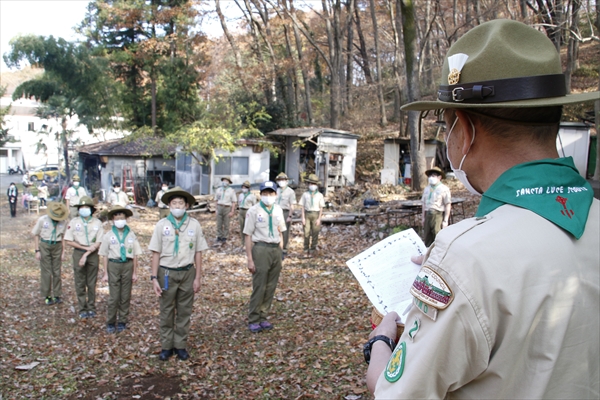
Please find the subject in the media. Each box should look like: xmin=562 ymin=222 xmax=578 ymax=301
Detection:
xmin=155 ymin=183 xmax=170 ymax=219
xmin=65 ymin=175 xmax=87 ymax=218
xmin=32 ymin=201 xmax=69 ymax=305
xmin=214 ymin=176 xmax=237 ymax=242
xmin=99 ymin=206 xmax=142 ymax=334
xmin=64 ymin=196 xmax=103 ymax=318
xmin=237 ymin=180 xmax=257 ymax=245
xmin=108 ymin=182 xmax=129 ymax=207
xmin=421 ymin=167 xmax=452 ymax=246
xmin=366 ymin=20 xmax=599 ymax=399
xmin=275 ymin=172 xmax=296 ymax=253
xmin=243 ymin=181 xmax=286 ymax=333
xmin=300 ymin=174 xmax=325 ymax=255
xmin=149 ymin=187 xmax=208 ymax=361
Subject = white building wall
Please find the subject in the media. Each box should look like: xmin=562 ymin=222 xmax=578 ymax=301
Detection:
xmin=317 ymin=135 xmax=357 ymax=184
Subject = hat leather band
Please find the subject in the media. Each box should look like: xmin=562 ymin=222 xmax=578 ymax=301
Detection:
xmin=437 ymin=74 xmax=566 ymax=103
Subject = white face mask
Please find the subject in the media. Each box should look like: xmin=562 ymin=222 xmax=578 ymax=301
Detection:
xmin=446 ymin=116 xmax=481 ymax=196
xmin=73 ymin=182 xmax=80 ymax=187
xmin=114 ymin=188 xmax=121 ymax=193
xmin=114 ymin=220 xmax=127 ymax=229
xmin=79 ymin=207 xmax=91 ymax=218
xmin=278 ymin=180 xmax=288 ymax=188
xmin=222 ymin=181 xmax=229 ymax=187
xmin=261 ymin=195 xmax=276 ymax=206
xmin=170 ymin=207 xmax=186 ymax=218
xmin=162 ymin=186 xmax=168 ymax=192
xmin=428 ymin=176 xmax=440 ymax=186
xmin=242 ymin=188 xmax=249 ymax=193
xmin=308 ymin=184 xmax=318 ymax=192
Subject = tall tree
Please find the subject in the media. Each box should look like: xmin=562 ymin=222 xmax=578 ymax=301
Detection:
xmin=369 ymin=0 xmax=387 ymax=126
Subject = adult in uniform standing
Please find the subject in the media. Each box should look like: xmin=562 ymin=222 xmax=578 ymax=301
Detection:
xmin=65 ymin=175 xmax=87 ymax=219
xmin=275 ymin=172 xmax=296 ymax=254
xmin=155 ymin=183 xmax=170 ymax=219
xmin=149 ymin=187 xmax=208 ymax=361
xmin=237 ymin=180 xmax=257 ymax=245
xmin=214 ymin=176 xmax=236 ymax=243
xmin=300 ymin=174 xmax=325 ymax=255
xmin=108 ymin=182 xmax=129 ymax=207
xmin=31 ymin=201 xmax=69 ymax=305
xmin=64 ymin=196 xmax=103 ymax=318
xmin=420 ymin=167 xmax=451 ymax=246
xmin=365 ymin=20 xmax=599 ymax=399
xmin=243 ymin=181 xmax=286 ymax=333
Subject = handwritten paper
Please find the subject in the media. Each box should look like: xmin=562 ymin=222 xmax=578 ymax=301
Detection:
xmin=346 ymin=228 xmax=426 ymax=323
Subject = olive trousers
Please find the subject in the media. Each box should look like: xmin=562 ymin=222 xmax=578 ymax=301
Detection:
xmin=72 ymin=250 xmax=99 ymax=314
xmin=39 ymin=241 xmax=63 ymax=298
xmin=106 ymin=259 xmax=134 ymax=325
xmin=248 ymin=243 xmax=282 ymax=324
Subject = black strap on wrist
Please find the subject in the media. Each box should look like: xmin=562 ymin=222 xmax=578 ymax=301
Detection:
xmin=363 ymin=335 xmax=396 ymax=365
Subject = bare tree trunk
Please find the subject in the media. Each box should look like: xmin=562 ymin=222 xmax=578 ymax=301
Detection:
xmin=283 ymin=25 xmax=299 ymax=126
xmin=61 ymin=117 xmax=70 ymax=181
xmin=151 ymin=76 xmax=157 ymax=133
xmin=565 ymin=0 xmax=581 ymax=92
xmin=386 ymin=0 xmax=404 ymax=126
xmin=290 ymin=12 xmax=313 ymax=125
xmin=353 ymin=1 xmax=374 ymax=85
xmin=215 ymin=0 xmax=247 ymax=89
xmin=346 ymin=16 xmax=354 ymax=111
xmin=369 ymin=0 xmax=388 ymax=126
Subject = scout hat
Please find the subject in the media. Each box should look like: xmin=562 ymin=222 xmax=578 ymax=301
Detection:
xmin=47 ymin=201 xmax=69 ymax=221
xmin=242 ymin=180 xmax=251 ymax=188
xmin=221 ymin=176 xmax=233 ymax=184
xmin=75 ymin=196 xmax=96 ymax=213
xmin=72 ymin=175 xmax=81 ymax=182
xmin=275 ymin=172 xmax=289 ymax=181
xmin=402 ymin=19 xmax=599 ymax=111
xmin=161 ymin=186 xmax=196 ymax=206
xmin=259 ymin=181 xmax=277 ymax=193
xmin=305 ymin=173 xmax=320 ymax=184
xmin=107 ymin=205 xmax=133 ymax=219
xmin=425 ymin=166 xmax=446 ymax=179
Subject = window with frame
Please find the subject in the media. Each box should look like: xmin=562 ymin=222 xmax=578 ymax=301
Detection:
xmin=214 ymin=156 xmax=249 ymax=176
xmin=176 ymin=152 xmax=193 ymax=172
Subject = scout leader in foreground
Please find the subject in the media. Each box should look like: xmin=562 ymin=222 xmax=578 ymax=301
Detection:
xmin=149 ymin=187 xmax=208 ymax=361
xmin=64 ymin=196 xmax=103 ymax=319
xmin=31 ymin=202 xmax=69 ymax=306
xmin=365 ymin=20 xmax=599 ymax=399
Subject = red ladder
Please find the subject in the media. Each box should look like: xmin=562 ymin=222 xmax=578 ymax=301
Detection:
xmin=122 ymin=166 xmax=136 ymax=204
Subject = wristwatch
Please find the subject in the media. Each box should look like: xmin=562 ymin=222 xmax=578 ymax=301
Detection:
xmin=150 ymin=275 xmax=158 ymax=281
xmin=363 ymin=335 xmax=396 ymax=365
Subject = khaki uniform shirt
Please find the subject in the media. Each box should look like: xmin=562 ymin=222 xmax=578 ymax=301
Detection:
xmin=215 ymin=186 xmax=237 ymax=206
xmin=148 ymin=216 xmax=208 ymax=268
xmin=31 ymin=215 xmax=68 ymax=241
xmin=65 ymin=186 xmax=87 ymax=206
xmin=238 ymin=192 xmax=257 ymax=210
xmin=422 ymin=183 xmax=451 ymax=212
xmin=155 ymin=190 xmax=167 ymax=208
xmin=108 ymin=191 xmax=129 ymax=207
xmin=276 ymin=187 xmax=297 ymax=211
xmin=64 ymin=216 xmax=104 ymax=246
xmin=98 ymin=229 xmax=142 ymax=260
xmin=300 ymin=191 xmax=325 ymax=212
xmin=38 ymin=186 xmax=49 ymax=200
xmin=374 ymin=202 xmax=600 ymax=399
xmin=243 ymin=203 xmax=286 ymax=244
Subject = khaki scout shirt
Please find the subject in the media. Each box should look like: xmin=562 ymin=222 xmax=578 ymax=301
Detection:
xmin=238 ymin=192 xmax=257 ymax=209
xmin=65 ymin=186 xmax=87 ymax=206
xmin=300 ymin=190 xmax=324 ymax=212
xmin=215 ymin=186 xmax=237 ymax=206
xmin=374 ymin=202 xmax=600 ymax=399
xmin=148 ymin=216 xmax=208 ymax=268
xmin=243 ymin=203 xmax=286 ymax=244
xmin=108 ymin=191 xmax=129 ymax=207
xmin=155 ymin=190 xmax=167 ymax=209
xmin=422 ymin=183 xmax=451 ymax=212
xmin=276 ymin=186 xmax=297 ymax=211
xmin=31 ymin=215 xmax=67 ymax=241
xmin=98 ymin=229 xmax=142 ymax=260
xmin=64 ymin=216 xmax=104 ymax=246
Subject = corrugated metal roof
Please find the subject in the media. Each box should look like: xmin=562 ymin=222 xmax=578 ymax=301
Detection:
xmin=78 ymin=137 xmax=176 ymax=156
xmin=266 ymin=127 xmax=358 ymax=139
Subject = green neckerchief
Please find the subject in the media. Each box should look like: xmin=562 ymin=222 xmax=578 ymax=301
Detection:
xmin=308 ymin=190 xmax=318 ymax=207
xmin=49 ymin=219 xmax=58 ymax=245
xmin=476 ymin=157 xmax=593 ymax=239
xmin=241 ymin=192 xmax=251 ymax=207
xmin=72 ymin=186 xmax=80 ymax=196
xmin=259 ymin=201 xmax=275 ymax=238
xmin=166 ymin=212 xmax=188 ymax=255
xmin=111 ymin=225 xmax=131 ymax=262
xmin=81 ymin=215 xmax=93 ymax=245
xmin=427 ymin=183 xmax=440 ymax=204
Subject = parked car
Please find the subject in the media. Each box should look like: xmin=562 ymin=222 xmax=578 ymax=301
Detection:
xmin=29 ymin=165 xmax=65 ymax=181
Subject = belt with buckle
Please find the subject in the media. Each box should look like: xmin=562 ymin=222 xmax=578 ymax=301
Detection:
xmin=160 ymin=264 xmax=193 ymax=271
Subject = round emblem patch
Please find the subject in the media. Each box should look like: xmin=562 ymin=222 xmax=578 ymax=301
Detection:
xmin=385 ymin=341 xmax=406 ymax=383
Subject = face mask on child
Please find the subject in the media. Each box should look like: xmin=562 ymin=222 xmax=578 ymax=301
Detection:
xmin=308 ymin=184 xmax=318 ymax=192
xmin=261 ymin=195 xmax=276 ymax=206
xmin=114 ymin=220 xmax=127 ymax=229
xmin=79 ymin=207 xmax=91 ymax=218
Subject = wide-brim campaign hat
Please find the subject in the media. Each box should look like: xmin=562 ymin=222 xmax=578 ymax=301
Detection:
xmin=107 ymin=205 xmax=133 ymax=219
xmin=72 ymin=175 xmax=81 ymax=182
xmin=242 ymin=180 xmax=251 ymax=188
xmin=75 ymin=196 xmax=96 ymax=213
xmin=47 ymin=201 xmax=69 ymax=221
xmin=425 ymin=166 xmax=446 ymax=179
xmin=275 ymin=172 xmax=289 ymax=181
xmin=402 ymin=19 xmax=599 ymax=111
xmin=161 ymin=186 xmax=196 ymax=206
xmin=305 ymin=174 xmax=320 ymax=184
xmin=221 ymin=176 xmax=233 ymax=184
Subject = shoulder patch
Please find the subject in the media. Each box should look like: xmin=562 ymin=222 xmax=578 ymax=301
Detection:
xmin=384 ymin=341 xmax=406 ymax=383
xmin=410 ymin=266 xmax=454 ymax=311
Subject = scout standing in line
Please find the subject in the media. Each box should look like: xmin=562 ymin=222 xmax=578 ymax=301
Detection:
xmin=65 ymin=175 xmax=87 ymax=218
xmin=108 ymin=182 xmax=129 ymax=207
xmin=300 ymin=174 xmax=325 ymax=255
xmin=237 ymin=180 xmax=257 ymax=246
xmin=155 ymin=183 xmax=170 ymax=219
xmin=214 ymin=176 xmax=237 ymax=243
xmin=275 ymin=172 xmax=297 ymax=254
xmin=64 ymin=196 xmax=103 ymax=318
xmin=32 ymin=201 xmax=69 ymax=305
xmin=243 ymin=181 xmax=287 ymax=333
xmin=421 ymin=166 xmax=452 ymax=246
xmin=149 ymin=187 xmax=208 ymax=361
xmin=99 ymin=206 xmax=142 ymax=334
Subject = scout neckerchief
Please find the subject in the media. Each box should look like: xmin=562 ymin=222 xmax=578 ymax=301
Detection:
xmin=72 ymin=185 xmax=80 ymax=196
xmin=476 ymin=157 xmax=593 ymax=239
xmin=277 ymin=188 xmax=283 ymax=205
xmin=308 ymin=189 xmax=318 ymax=207
xmin=49 ymin=217 xmax=59 ymax=245
xmin=427 ymin=182 xmax=440 ymax=206
xmin=241 ymin=191 xmax=251 ymax=207
xmin=81 ymin=215 xmax=93 ymax=245
xmin=166 ymin=212 xmax=188 ymax=255
xmin=111 ymin=225 xmax=131 ymax=262
xmin=259 ymin=201 xmax=275 ymax=238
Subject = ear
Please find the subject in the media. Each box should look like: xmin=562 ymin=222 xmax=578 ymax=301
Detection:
xmin=455 ymin=110 xmax=475 ymax=155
